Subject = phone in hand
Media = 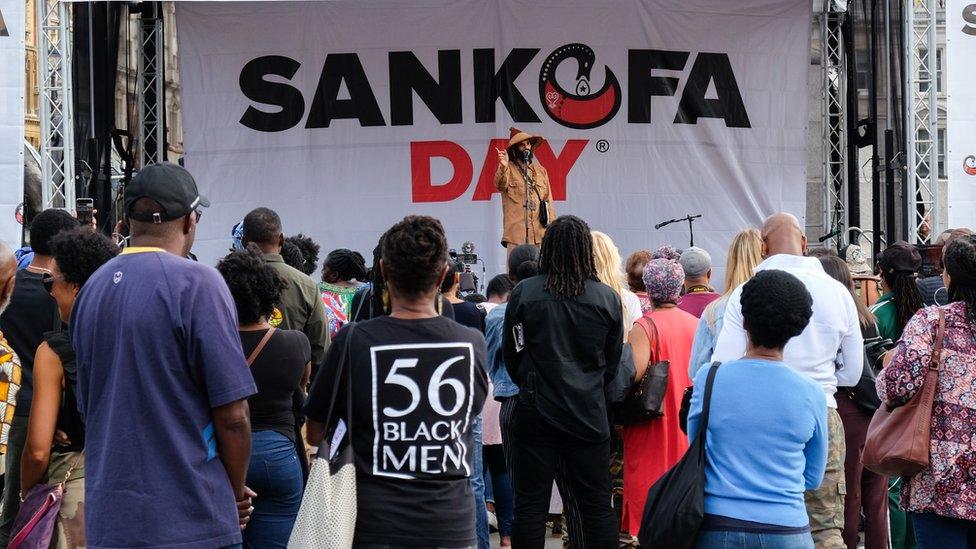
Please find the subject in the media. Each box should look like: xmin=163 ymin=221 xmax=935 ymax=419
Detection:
xmin=76 ymin=198 xmax=94 ymax=227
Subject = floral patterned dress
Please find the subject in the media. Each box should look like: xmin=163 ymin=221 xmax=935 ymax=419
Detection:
xmin=318 ymin=281 xmax=364 ymax=337
xmin=876 ymin=301 xmax=976 ymax=521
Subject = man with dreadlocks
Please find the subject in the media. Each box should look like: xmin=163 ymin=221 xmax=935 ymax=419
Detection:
xmin=503 ymin=215 xmax=623 ymax=547
xmin=494 ymin=128 xmax=555 ymax=251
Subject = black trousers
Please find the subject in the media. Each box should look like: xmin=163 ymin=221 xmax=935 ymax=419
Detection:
xmin=501 ymin=397 xmax=588 ymax=546
xmin=510 ymin=401 xmax=617 ymax=549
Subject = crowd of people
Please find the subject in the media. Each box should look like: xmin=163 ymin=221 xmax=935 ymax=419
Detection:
xmin=0 ymin=161 xmax=973 ymax=549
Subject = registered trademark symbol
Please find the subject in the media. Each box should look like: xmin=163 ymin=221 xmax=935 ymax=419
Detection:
xmin=595 ymin=139 xmax=610 ymax=153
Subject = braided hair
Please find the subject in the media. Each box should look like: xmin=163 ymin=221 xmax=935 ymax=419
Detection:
xmin=944 ymin=235 xmax=976 ymax=326
xmin=889 ymin=272 xmax=924 ymax=333
xmin=382 ymin=216 xmax=448 ymax=298
xmin=217 ymin=244 xmax=287 ymax=324
xmin=367 ymin=238 xmax=387 ymax=317
xmin=538 ymin=215 xmax=598 ymax=298
xmin=323 ymin=248 xmax=368 ymax=283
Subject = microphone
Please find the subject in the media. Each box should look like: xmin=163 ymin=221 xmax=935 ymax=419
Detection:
xmin=655 ymin=214 xmax=702 ymax=230
xmin=818 ymin=228 xmax=842 ymax=242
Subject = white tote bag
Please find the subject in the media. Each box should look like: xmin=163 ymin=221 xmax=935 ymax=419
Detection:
xmin=288 ymin=325 xmax=358 ymax=548
xmin=287 ymin=448 xmax=357 ymax=548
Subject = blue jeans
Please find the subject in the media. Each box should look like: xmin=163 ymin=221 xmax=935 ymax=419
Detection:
xmin=469 ymin=415 xmax=489 ymax=549
xmin=695 ymin=530 xmax=814 ymax=548
xmin=911 ymin=512 xmax=976 ymax=549
xmin=244 ymin=430 xmax=304 ymax=549
xmin=485 ymin=444 xmax=513 ymax=537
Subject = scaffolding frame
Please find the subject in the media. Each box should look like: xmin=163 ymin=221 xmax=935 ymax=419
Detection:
xmin=820 ymin=2 xmax=848 ymax=251
xmin=36 ymin=0 xmax=75 ymax=210
xmin=137 ymin=3 xmax=165 ymax=167
xmin=904 ymin=0 xmax=941 ymax=243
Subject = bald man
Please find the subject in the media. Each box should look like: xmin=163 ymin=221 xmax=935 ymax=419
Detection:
xmin=0 ymin=241 xmax=24 ymax=461
xmin=712 ymin=213 xmax=862 ymax=549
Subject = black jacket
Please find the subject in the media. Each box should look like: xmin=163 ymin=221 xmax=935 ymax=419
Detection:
xmin=503 ymin=276 xmax=623 ymax=442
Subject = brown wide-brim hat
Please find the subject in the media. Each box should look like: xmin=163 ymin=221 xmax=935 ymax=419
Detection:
xmin=508 ymin=127 xmax=544 ymax=149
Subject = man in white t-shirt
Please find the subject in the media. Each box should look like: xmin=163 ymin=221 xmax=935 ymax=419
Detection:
xmin=712 ymin=213 xmax=863 ymax=549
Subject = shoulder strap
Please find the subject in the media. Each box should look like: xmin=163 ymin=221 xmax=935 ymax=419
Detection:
xmin=928 ymin=309 xmax=946 ymax=371
xmin=323 ymin=323 xmax=357 ymax=431
xmin=865 ymin=321 xmax=880 ymax=340
xmin=636 ymin=315 xmax=660 ymax=364
xmin=246 ymin=328 xmax=276 ymax=367
xmin=698 ymin=362 xmax=722 ymax=441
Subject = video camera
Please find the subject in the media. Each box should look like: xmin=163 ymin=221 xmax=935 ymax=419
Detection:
xmin=448 ymin=241 xmax=483 ymax=294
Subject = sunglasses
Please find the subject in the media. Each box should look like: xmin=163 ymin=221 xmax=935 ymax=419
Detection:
xmin=41 ymin=272 xmax=63 ymax=294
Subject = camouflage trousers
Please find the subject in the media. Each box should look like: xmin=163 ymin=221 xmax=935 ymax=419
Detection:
xmin=46 ymin=451 xmax=85 ymax=549
xmin=805 ymin=407 xmax=846 ymax=549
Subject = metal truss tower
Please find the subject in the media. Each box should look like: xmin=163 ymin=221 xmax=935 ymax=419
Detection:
xmin=36 ymin=0 xmax=75 ymax=210
xmin=820 ymin=1 xmax=848 ymax=250
xmin=904 ymin=0 xmax=941 ymax=243
xmin=137 ymin=3 xmax=165 ymax=167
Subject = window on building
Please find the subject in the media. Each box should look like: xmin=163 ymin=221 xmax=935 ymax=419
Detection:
xmin=937 ymin=48 xmax=944 ymax=94
xmin=938 ymin=127 xmax=946 ymax=179
xmin=919 ymin=48 xmax=931 ymax=93
xmin=856 ymin=51 xmax=871 ymax=93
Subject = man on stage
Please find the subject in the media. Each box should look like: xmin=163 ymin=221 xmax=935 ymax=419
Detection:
xmin=494 ymin=128 xmax=555 ymax=250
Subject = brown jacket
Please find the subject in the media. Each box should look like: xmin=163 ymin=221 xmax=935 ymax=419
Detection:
xmin=494 ymin=161 xmax=555 ymax=247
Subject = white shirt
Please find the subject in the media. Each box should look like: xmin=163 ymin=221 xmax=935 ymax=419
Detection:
xmin=622 ymin=289 xmax=643 ymax=328
xmin=711 ymin=254 xmax=864 ymax=408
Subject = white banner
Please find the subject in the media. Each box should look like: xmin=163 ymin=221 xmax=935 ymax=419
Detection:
xmin=0 ymin=0 xmax=24 ymax=250
xmin=177 ymin=0 xmax=810 ymax=281
xmin=947 ymin=1 xmax=976 ymax=229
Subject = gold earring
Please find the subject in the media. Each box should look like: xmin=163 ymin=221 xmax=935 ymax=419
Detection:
xmin=382 ymin=288 xmax=390 ymax=311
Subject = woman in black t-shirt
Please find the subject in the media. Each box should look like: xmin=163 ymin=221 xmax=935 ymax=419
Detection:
xmin=217 ymin=247 xmax=311 ymax=549
xmin=306 ymin=216 xmax=488 ymax=548
xmin=21 ymin=228 xmax=119 ymax=549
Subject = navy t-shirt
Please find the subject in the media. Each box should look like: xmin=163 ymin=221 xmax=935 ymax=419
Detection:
xmin=71 ymin=248 xmax=257 ymax=549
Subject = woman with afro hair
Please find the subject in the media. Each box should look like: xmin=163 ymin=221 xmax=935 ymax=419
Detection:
xmin=687 ymin=269 xmax=827 ymax=549
xmin=21 ymin=227 xmax=118 ymax=548
xmin=217 ymin=245 xmax=311 ymax=548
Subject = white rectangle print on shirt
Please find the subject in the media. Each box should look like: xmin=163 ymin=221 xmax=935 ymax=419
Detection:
xmin=371 ymin=342 xmax=476 ymax=480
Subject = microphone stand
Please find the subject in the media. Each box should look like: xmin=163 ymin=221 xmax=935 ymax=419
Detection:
xmin=654 ymin=214 xmax=702 ymax=247
xmin=516 ymin=151 xmax=535 ymax=245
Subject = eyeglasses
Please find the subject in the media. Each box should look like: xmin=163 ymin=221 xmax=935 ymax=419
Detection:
xmin=194 ymin=208 xmax=204 ymax=223
xmin=41 ymin=272 xmax=63 ymax=294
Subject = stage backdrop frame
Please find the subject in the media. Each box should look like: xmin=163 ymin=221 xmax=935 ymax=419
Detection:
xmin=177 ymin=0 xmax=811 ymax=284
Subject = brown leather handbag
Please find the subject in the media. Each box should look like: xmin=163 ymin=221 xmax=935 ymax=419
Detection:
xmin=862 ymin=309 xmax=945 ymax=477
